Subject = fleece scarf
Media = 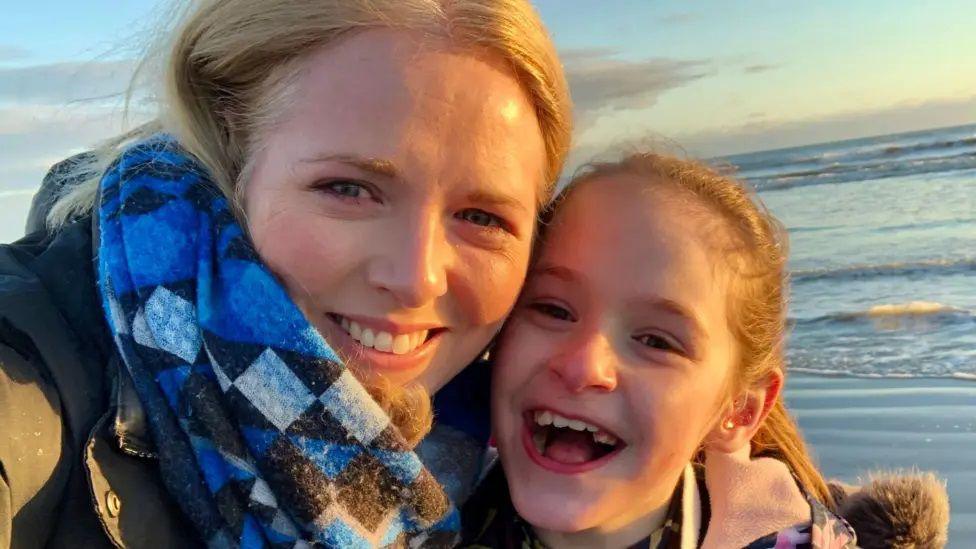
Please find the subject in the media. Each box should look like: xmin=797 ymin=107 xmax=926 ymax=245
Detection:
xmin=97 ymin=136 xmax=486 ymax=548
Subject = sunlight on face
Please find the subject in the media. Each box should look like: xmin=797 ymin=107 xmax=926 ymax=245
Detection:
xmin=492 ymin=175 xmax=738 ymax=540
xmin=244 ymin=30 xmax=546 ymax=394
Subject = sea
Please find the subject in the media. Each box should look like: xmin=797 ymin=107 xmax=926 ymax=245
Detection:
xmin=720 ymin=123 xmax=976 ymax=380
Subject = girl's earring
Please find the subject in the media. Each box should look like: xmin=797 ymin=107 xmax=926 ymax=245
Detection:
xmin=722 ymin=418 xmax=736 ymax=430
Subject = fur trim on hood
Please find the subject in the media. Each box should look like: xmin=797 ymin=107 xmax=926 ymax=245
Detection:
xmin=829 ymin=471 xmax=950 ymax=548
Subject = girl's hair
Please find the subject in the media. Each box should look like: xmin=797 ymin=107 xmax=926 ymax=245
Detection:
xmin=47 ymin=0 xmax=572 ymax=228
xmin=556 ymin=151 xmax=833 ymax=507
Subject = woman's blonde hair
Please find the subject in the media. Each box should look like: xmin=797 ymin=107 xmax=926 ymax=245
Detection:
xmin=556 ymin=152 xmax=833 ymax=507
xmin=48 ymin=0 xmax=572 ymax=228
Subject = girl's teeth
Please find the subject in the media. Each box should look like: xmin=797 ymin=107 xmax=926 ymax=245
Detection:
xmin=567 ymin=419 xmax=587 ymax=431
xmin=341 ymin=317 xmax=350 ymax=331
xmin=360 ymin=328 xmax=376 ymax=348
xmin=532 ymin=430 xmax=547 ymax=454
xmin=593 ymin=431 xmax=618 ymax=446
xmin=537 ymin=410 xmax=553 ymax=426
xmin=349 ymin=321 xmax=362 ymax=339
xmin=533 ymin=410 xmax=615 ymax=443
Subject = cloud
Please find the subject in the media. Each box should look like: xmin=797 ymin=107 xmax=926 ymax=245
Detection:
xmin=0 ymin=59 xmax=137 ymax=104
xmin=0 ymin=45 xmax=31 ymax=63
xmin=742 ymin=63 xmax=782 ymax=74
xmin=563 ymin=49 xmax=711 ymax=124
xmin=656 ymin=12 xmax=703 ymax=25
xmin=0 ymin=102 xmax=149 ymax=188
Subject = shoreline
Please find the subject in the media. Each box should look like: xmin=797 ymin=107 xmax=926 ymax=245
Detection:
xmin=786 ymin=373 xmax=976 ymax=546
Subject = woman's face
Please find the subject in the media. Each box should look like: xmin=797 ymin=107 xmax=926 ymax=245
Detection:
xmin=245 ymin=30 xmax=546 ymax=393
xmin=492 ymin=176 xmax=738 ymax=536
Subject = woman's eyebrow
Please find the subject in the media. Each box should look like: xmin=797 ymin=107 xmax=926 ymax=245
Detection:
xmin=301 ymin=153 xmax=400 ymax=178
xmin=466 ymin=190 xmax=529 ymax=214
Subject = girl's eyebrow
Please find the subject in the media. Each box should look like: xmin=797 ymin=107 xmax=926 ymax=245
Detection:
xmin=632 ymin=296 xmax=707 ymax=343
xmin=529 ymin=264 xmax=581 ymax=284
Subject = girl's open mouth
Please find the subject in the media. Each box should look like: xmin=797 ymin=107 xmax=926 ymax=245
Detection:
xmin=521 ymin=408 xmax=626 ymax=474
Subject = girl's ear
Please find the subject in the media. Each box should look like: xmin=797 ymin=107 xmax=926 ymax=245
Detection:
xmin=705 ymin=369 xmax=784 ymax=454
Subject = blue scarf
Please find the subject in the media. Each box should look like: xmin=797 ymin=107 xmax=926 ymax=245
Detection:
xmin=96 ymin=137 xmax=488 ymax=548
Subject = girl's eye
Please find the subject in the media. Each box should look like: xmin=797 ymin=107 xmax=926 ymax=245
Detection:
xmin=456 ymin=208 xmax=507 ymax=231
xmin=320 ymin=180 xmax=375 ymax=201
xmin=634 ymin=333 xmax=678 ymax=352
xmin=530 ymin=302 xmax=575 ymax=322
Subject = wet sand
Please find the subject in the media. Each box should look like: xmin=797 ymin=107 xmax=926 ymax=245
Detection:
xmin=786 ymin=374 xmax=976 ymax=546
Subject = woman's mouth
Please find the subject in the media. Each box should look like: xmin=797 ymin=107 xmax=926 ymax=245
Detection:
xmin=521 ymin=408 xmax=626 ymax=474
xmin=322 ymin=313 xmax=446 ymax=371
xmin=329 ymin=313 xmax=434 ymax=355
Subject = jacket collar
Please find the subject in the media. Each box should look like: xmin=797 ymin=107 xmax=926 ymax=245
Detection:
xmin=93 ymin=207 xmax=157 ymax=459
xmin=111 ymin=355 xmax=157 ymax=458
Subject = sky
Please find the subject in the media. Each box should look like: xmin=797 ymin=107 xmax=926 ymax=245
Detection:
xmin=1 ymin=0 xmax=975 ymax=240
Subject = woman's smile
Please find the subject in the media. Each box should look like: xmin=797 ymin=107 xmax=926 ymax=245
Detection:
xmin=322 ymin=312 xmax=447 ymax=372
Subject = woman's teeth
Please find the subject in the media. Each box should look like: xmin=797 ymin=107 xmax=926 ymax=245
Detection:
xmin=533 ymin=410 xmax=620 ymax=447
xmin=338 ymin=317 xmax=428 ymax=355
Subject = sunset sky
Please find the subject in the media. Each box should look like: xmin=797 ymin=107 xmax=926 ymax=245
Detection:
xmin=1 ymin=0 xmax=974 ymax=239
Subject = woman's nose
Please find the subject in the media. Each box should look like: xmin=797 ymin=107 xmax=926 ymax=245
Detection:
xmin=547 ymin=332 xmax=618 ymax=393
xmin=367 ymin=214 xmax=450 ymax=308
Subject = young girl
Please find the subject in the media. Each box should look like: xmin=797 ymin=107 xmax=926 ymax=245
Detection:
xmin=462 ymin=152 xmax=857 ymax=548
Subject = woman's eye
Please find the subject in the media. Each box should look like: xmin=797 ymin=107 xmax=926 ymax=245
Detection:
xmin=530 ymin=302 xmax=574 ymax=322
xmin=634 ymin=333 xmax=677 ymax=352
xmin=456 ymin=208 xmax=506 ymax=230
xmin=320 ymin=180 xmax=375 ymax=201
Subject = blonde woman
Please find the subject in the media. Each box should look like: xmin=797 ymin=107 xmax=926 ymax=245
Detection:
xmin=0 ymin=1 xmax=570 ymax=547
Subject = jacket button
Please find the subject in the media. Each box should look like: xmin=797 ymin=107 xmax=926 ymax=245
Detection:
xmin=105 ymin=490 xmax=122 ymax=517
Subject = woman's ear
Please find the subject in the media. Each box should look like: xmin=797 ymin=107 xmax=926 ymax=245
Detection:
xmin=706 ymin=369 xmax=784 ymax=454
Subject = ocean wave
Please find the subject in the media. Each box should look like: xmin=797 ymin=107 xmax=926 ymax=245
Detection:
xmin=883 ymin=136 xmax=976 ymax=156
xmin=747 ymin=153 xmax=976 ymax=191
xmin=792 ymin=301 xmax=974 ymax=326
xmin=849 ymin=301 xmax=968 ymax=318
xmin=729 ymin=128 xmax=976 ymax=177
xmin=788 ymin=367 xmax=976 ymax=382
xmin=791 ymin=258 xmax=976 ymax=283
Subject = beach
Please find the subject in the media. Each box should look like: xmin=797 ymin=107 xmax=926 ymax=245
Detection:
xmin=787 ymin=374 xmax=976 ymax=545
xmin=731 ymin=126 xmax=976 ymax=544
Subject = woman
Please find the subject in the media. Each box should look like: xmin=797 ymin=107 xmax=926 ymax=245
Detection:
xmin=462 ymin=152 xmax=947 ymax=547
xmin=0 ymin=1 xmax=570 ymax=547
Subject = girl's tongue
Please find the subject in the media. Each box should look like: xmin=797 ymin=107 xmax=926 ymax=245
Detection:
xmin=544 ymin=429 xmax=598 ymax=464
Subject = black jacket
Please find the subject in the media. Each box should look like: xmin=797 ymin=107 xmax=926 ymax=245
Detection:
xmin=0 ymin=212 xmax=198 ymax=548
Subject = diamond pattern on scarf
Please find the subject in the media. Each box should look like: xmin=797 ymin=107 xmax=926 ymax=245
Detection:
xmin=319 ymin=370 xmax=390 ymax=445
xmin=95 ymin=137 xmax=462 ymax=548
xmin=234 ymin=349 xmax=316 ymax=432
xmin=144 ymin=286 xmax=202 ymax=363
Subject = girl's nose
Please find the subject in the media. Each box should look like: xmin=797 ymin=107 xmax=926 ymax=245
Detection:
xmin=366 ymin=213 xmax=450 ymax=308
xmin=547 ymin=331 xmax=618 ymax=393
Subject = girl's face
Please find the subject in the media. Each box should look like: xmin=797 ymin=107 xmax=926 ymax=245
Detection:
xmin=492 ymin=175 xmax=739 ymax=536
xmin=245 ymin=30 xmax=545 ymax=393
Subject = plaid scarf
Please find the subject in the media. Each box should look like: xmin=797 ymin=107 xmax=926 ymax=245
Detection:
xmin=97 ymin=137 xmax=483 ymax=548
